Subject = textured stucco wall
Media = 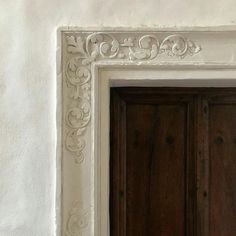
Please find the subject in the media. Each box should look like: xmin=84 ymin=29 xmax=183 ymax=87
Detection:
xmin=1 ymin=0 xmax=236 ymax=235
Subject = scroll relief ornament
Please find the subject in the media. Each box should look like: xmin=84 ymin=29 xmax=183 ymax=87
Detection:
xmin=66 ymin=202 xmax=90 ymax=236
xmin=65 ymin=32 xmax=201 ymax=163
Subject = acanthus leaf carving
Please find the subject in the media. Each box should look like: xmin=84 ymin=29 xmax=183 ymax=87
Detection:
xmin=67 ymin=36 xmax=87 ymax=56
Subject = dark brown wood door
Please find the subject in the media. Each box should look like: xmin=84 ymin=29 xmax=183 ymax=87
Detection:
xmin=208 ymin=97 xmax=236 ymax=236
xmin=110 ymin=88 xmax=236 ymax=236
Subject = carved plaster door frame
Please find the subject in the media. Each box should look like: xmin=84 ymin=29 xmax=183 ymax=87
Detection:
xmin=58 ymin=28 xmax=236 ymax=236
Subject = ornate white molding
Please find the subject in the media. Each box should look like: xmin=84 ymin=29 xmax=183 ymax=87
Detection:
xmin=64 ymin=32 xmax=201 ymax=164
xmin=60 ymin=29 xmax=236 ymax=236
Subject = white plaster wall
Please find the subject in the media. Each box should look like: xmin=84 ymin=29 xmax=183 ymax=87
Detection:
xmin=0 ymin=0 xmax=236 ymax=235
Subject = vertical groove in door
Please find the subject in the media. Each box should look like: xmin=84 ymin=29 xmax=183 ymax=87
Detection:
xmin=197 ymin=96 xmax=210 ymax=236
xmin=186 ymin=98 xmax=198 ymax=236
xmin=110 ymin=89 xmax=127 ymax=236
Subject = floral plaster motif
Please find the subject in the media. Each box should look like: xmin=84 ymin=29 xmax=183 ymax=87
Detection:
xmin=66 ymin=202 xmax=90 ymax=236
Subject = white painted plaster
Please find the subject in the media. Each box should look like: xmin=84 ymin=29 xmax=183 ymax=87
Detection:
xmin=1 ymin=0 xmax=236 ymax=235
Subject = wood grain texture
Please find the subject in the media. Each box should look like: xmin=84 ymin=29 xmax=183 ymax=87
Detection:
xmin=209 ymin=104 xmax=236 ymax=236
xmin=126 ymin=103 xmax=187 ymax=235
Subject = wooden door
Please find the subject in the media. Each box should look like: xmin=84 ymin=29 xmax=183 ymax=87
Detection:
xmin=110 ymin=88 xmax=236 ymax=236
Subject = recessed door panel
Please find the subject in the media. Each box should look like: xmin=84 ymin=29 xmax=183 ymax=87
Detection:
xmin=209 ymin=104 xmax=236 ymax=236
xmin=126 ymin=104 xmax=187 ymax=235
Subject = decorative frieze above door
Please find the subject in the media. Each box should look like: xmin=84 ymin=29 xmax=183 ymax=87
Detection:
xmin=58 ymin=28 xmax=236 ymax=236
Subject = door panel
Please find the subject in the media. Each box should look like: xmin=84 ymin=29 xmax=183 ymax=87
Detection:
xmin=209 ymin=104 xmax=236 ymax=236
xmin=110 ymin=88 xmax=196 ymax=236
xmin=126 ymin=104 xmax=187 ymax=236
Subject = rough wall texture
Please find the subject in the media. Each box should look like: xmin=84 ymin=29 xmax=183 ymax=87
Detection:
xmin=0 ymin=0 xmax=236 ymax=235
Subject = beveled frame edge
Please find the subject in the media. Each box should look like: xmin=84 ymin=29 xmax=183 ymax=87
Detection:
xmin=57 ymin=27 xmax=236 ymax=236
xmin=56 ymin=28 xmax=62 ymax=236
xmin=58 ymin=25 xmax=236 ymax=32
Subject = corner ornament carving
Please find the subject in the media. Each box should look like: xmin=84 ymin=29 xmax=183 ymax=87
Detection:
xmin=65 ymin=32 xmax=201 ymax=163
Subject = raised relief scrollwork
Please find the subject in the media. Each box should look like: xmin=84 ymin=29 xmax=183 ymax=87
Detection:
xmin=86 ymin=33 xmax=120 ymax=59
xmin=65 ymin=55 xmax=91 ymax=163
xmin=128 ymin=35 xmax=159 ymax=60
xmin=65 ymin=32 xmax=201 ymax=164
xmin=66 ymin=202 xmax=90 ymax=236
xmin=160 ymin=34 xmax=201 ymax=58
